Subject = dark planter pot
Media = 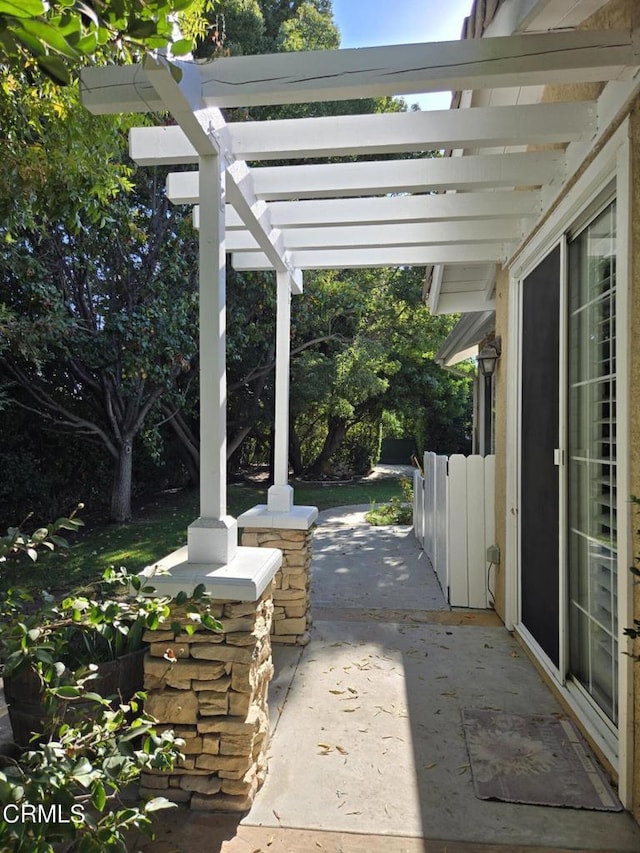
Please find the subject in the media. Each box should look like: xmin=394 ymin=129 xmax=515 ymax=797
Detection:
xmin=3 ymin=647 xmax=146 ymax=749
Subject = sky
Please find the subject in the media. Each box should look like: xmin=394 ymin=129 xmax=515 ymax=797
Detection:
xmin=330 ymin=0 xmax=473 ymax=110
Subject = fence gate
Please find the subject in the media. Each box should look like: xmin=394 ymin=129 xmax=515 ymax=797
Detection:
xmin=414 ymin=453 xmax=495 ymax=609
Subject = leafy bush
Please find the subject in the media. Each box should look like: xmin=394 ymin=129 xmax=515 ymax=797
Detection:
xmin=334 ymin=419 xmax=382 ymax=476
xmin=366 ymin=477 xmax=413 ymax=526
xmin=0 ymin=508 xmax=222 ymax=850
xmin=0 ymin=693 xmax=183 ymax=853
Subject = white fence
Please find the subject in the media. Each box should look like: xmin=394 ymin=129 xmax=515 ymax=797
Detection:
xmin=413 ymin=453 xmax=495 ymax=609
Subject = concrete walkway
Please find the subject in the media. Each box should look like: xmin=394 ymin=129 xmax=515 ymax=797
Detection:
xmin=146 ymin=507 xmax=640 ymax=850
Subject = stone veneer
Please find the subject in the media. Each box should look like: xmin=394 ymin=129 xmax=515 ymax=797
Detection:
xmin=139 ymin=586 xmax=274 ymax=812
xmin=240 ymin=527 xmax=313 ymax=645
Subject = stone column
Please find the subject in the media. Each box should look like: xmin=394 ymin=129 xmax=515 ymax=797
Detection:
xmin=237 ymin=506 xmax=317 ymax=645
xmin=139 ymin=587 xmax=274 ymax=812
xmin=240 ymin=525 xmax=313 ymax=645
xmin=137 ymin=543 xmax=281 ymax=812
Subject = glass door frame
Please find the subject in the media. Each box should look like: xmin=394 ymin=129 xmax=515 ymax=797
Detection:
xmin=505 ymin=121 xmax=633 ymax=803
xmin=564 ymin=192 xmax=619 ymax=741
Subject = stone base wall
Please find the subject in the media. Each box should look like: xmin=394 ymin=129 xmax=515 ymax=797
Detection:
xmin=240 ymin=527 xmax=313 ymax=645
xmin=139 ymin=587 xmax=274 ymax=812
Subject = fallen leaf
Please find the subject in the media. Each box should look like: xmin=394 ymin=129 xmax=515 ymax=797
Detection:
xmin=336 ymin=745 xmax=349 ymax=755
xmin=342 ymin=707 xmax=359 ymax=712
xmin=424 ymin=762 xmax=437 ymax=769
xmin=267 ymin=837 xmax=274 ymax=847
xmin=273 ymin=809 xmax=281 ymax=821
xmin=347 ymin=811 xmax=362 ymax=815
xmin=317 ymin=742 xmax=332 ymax=749
xmin=511 ymin=651 xmax=520 ymax=658
xmin=329 ymin=689 xmax=345 ymax=695
xmin=347 ymin=687 xmax=358 ymax=694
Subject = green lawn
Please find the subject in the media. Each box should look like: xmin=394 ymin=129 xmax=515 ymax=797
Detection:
xmin=2 ymin=478 xmax=408 ymax=595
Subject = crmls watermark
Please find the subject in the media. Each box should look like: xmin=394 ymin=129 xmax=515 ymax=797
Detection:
xmin=2 ymin=803 xmax=85 ymax=824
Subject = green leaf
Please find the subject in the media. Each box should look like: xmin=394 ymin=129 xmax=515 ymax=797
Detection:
xmin=170 ymin=38 xmax=193 ymax=56
xmin=82 ymin=692 xmax=109 ymax=704
xmin=36 ymin=54 xmax=72 ymax=85
xmin=103 ymin=755 xmax=127 ymax=777
xmin=75 ymin=32 xmax=99 ymax=54
xmin=51 ymin=684 xmax=81 ymax=698
xmin=71 ymin=756 xmax=93 ymax=786
xmin=0 ymin=0 xmax=45 ymax=16
xmin=19 ymin=17 xmax=80 ymax=59
xmin=55 ymin=517 xmax=84 ymax=530
xmin=175 ymin=591 xmax=188 ymax=605
xmin=32 ymin=527 xmax=49 ymax=541
xmin=126 ymin=19 xmax=157 ymax=38
xmin=201 ymin=613 xmax=222 ymax=632
xmin=144 ymin=796 xmax=177 ymax=812
xmin=0 ymin=29 xmax=18 ymax=56
xmin=91 ymin=780 xmax=106 ymax=811
xmin=192 ymin=583 xmax=206 ymax=600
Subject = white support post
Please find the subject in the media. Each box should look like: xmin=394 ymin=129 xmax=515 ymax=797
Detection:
xmin=187 ymin=154 xmax=238 ymax=564
xmin=267 ymin=271 xmax=294 ymax=513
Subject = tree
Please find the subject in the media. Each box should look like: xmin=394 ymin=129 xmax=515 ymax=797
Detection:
xmin=285 ymin=266 xmax=471 ymax=476
xmin=0 ymin=0 xmax=201 ymax=84
xmin=0 ymin=71 xmax=200 ymax=521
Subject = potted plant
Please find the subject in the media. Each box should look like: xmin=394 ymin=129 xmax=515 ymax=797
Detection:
xmin=0 ymin=566 xmax=217 ymax=747
xmin=0 ymin=509 xmax=221 ymax=746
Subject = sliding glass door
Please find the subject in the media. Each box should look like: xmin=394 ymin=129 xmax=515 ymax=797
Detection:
xmin=567 ymin=200 xmax=618 ymax=725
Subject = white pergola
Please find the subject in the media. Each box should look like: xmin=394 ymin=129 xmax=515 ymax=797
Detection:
xmin=80 ymin=23 xmax=640 ymax=572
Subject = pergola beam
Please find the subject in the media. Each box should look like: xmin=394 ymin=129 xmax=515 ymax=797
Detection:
xmin=169 ymin=151 xmax=563 ymax=203
xmin=250 ymin=152 xmax=564 ymax=199
xmin=224 ymin=219 xmax=526 ymax=252
xmin=232 ymin=243 xmax=515 ymax=270
xmin=132 ymin=101 xmax=595 ymax=164
xmin=80 ymin=29 xmax=638 ymax=113
xmin=190 ymin=192 xmax=540 ymax=231
xmin=230 ymin=191 xmax=541 ymax=227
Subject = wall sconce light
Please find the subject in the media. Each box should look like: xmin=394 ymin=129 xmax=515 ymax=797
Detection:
xmin=477 ymin=337 xmax=502 ymax=378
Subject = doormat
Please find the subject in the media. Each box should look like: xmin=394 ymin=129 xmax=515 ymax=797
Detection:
xmin=462 ymin=709 xmax=622 ymax=811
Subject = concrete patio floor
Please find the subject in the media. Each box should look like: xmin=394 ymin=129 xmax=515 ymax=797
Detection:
xmin=143 ymin=505 xmax=640 ymax=852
